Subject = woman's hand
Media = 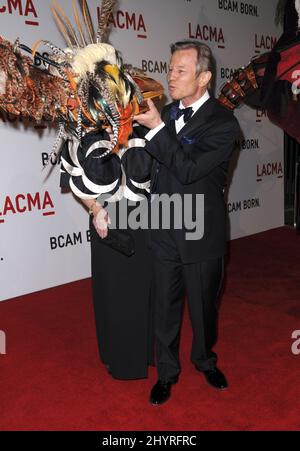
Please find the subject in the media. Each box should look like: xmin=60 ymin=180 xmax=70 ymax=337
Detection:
xmin=93 ymin=207 xmax=111 ymax=239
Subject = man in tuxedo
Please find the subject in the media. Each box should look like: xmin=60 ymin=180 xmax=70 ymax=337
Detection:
xmin=134 ymin=40 xmax=240 ymax=405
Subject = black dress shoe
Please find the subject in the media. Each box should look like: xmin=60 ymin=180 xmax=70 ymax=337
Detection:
xmin=150 ymin=380 xmax=175 ymax=405
xmin=197 ymin=366 xmax=228 ymax=390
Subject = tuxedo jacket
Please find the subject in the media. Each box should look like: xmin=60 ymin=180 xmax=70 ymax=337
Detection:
xmin=146 ymin=97 xmax=240 ymax=263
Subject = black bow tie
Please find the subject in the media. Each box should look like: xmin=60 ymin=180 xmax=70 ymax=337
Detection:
xmin=170 ymin=105 xmax=194 ymax=123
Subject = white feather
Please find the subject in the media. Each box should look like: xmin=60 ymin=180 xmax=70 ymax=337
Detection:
xmin=71 ymin=43 xmax=117 ymax=80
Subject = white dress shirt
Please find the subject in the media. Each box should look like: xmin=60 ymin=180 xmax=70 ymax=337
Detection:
xmin=145 ymin=90 xmax=210 ymax=140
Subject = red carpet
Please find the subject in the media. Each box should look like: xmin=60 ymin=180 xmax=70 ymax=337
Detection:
xmin=0 ymin=226 xmax=300 ymax=431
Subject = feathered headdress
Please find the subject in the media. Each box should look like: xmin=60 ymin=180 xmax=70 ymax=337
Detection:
xmin=0 ymin=0 xmax=163 ymax=157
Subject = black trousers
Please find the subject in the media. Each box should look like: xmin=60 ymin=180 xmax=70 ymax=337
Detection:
xmin=151 ymin=231 xmax=224 ymax=382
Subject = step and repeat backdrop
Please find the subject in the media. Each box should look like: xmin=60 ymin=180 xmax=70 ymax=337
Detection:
xmin=0 ymin=0 xmax=284 ymax=301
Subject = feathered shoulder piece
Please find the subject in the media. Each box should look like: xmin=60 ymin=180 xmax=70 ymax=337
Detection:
xmin=0 ymin=0 xmax=164 ymax=156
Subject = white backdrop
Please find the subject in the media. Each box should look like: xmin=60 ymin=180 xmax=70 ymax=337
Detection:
xmin=0 ymin=0 xmax=284 ymax=301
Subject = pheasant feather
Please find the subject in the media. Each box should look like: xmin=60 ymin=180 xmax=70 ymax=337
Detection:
xmin=72 ymin=0 xmax=87 ymax=47
xmin=97 ymin=0 xmax=116 ymax=43
xmin=52 ymin=0 xmax=80 ymax=47
xmin=78 ymin=0 xmax=96 ymax=44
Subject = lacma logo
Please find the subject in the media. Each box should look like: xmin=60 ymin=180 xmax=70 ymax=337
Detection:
xmin=256 ymin=109 xmax=267 ymax=123
xmin=254 ymin=33 xmax=277 ymax=54
xmin=0 ymin=0 xmax=39 ymax=26
xmin=188 ymin=22 xmax=225 ymax=49
xmin=97 ymin=7 xmax=147 ymax=39
xmin=0 ymin=191 xmax=55 ymax=224
xmin=256 ymin=161 xmax=283 ymax=182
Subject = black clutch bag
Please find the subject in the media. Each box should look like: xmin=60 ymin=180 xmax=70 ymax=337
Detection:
xmin=100 ymin=229 xmax=135 ymax=257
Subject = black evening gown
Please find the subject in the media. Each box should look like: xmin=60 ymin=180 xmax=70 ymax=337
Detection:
xmin=60 ymin=125 xmax=154 ymax=379
xmin=90 ymin=216 xmax=153 ymax=379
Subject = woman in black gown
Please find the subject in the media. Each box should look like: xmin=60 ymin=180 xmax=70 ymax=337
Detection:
xmin=60 ymin=124 xmax=154 ymax=379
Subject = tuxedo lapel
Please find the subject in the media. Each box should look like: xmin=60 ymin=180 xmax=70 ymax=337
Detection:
xmin=151 ymin=98 xmax=216 ymax=191
xmin=150 ymin=158 xmax=158 ymax=191
xmin=177 ymin=97 xmax=216 ymax=139
xmin=162 ymin=101 xmax=178 ymax=136
xmin=163 ymin=98 xmax=216 ymax=139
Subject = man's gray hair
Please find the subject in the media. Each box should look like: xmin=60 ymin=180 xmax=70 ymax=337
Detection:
xmin=170 ymin=40 xmax=214 ymax=77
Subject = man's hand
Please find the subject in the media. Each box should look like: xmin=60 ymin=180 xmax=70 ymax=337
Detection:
xmin=133 ymin=99 xmax=163 ymax=129
xmin=93 ymin=208 xmax=111 ymax=239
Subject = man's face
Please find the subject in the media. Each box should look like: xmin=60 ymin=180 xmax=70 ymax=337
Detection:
xmin=167 ymin=48 xmax=209 ymax=106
